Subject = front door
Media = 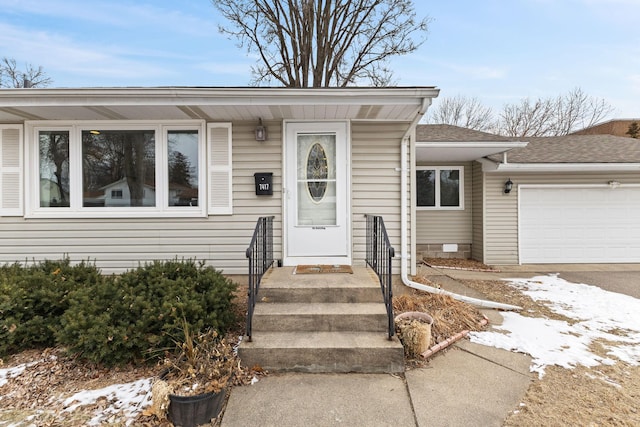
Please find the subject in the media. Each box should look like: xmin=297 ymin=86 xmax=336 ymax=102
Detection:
xmin=284 ymin=122 xmax=350 ymax=265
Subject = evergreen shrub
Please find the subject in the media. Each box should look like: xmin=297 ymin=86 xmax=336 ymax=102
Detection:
xmin=56 ymin=259 xmax=237 ymax=366
xmin=0 ymin=258 xmax=103 ymax=357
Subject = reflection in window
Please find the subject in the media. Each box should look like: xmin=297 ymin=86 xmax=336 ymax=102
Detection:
xmin=440 ymin=169 xmax=460 ymax=206
xmin=416 ymin=167 xmax=463 ymax=209
xmin=416 ymin=169 xmax=435 ymax=207
xmin=81 ymin=130 xmax=156 ymax=207
xmin=39 ymin=131 xmax=70 ymax=207
xmin=168 ymin=130 xmax=199 ymax=206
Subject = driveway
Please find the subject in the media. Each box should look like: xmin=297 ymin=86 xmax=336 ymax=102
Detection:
xmin=495 ymin=264 xmax=640 ymax=300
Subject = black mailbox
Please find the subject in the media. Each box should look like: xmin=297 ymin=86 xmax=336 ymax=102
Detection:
xmin=254 ymin=172 xmax=273 ymax=195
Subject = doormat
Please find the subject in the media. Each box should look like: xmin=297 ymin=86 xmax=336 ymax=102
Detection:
xmin=294 ymin=265 xmax=353 ymax=274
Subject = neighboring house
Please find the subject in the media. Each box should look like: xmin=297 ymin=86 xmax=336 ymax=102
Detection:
xmin=98 ymin=178 xmax=156 ymax=208
xmin=571 ymin=119 xmax=640 ymax=138
xmin=0 ymin=86 xmax=440 ymax=277
xmin=39 ymin=177 xmax=68 ymax=207
xmin=416 ymin=124 xmax=640 ymax=265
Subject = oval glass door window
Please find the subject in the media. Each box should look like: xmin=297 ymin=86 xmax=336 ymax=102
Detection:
xmin=307 ymin=142 xmax=328 ymax=202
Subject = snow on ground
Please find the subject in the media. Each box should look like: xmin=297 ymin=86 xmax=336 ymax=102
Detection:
xmin=0 ymin=364 xmax=27 ymax=388
xmin=0 ymin=361 xmax=41 ymax=388
xmin=62 ymin=378 xmax=154 ymax=425
xmin=470 ymin=274 xmax=640 ymax=377
xmin=0 ymin=359 xmax=153 ymax=425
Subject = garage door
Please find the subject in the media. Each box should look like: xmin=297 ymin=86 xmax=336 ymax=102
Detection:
xmin=520 ymin=186 xmax=640 ymax=263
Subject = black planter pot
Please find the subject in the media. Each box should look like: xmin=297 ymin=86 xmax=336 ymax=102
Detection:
xmin=168 ymin=388 xmax=227 ymax=427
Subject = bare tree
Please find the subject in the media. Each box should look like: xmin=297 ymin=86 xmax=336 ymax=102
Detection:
xmin=498 ymin=88 xmax=613 ymax=137
xmin=427 ymin=95 xmax=495 ymax=132
xmin=211 ymin=0 xmax=430 ymax=87
xmin=498 ymin=97 xmax=558 ymax=137
xmin=552 ymin=88 xmax=614 ymax=135
xmin=0 ymin=57 xmax=52 ymax=88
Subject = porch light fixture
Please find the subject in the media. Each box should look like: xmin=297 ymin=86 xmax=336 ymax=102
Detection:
xmin=255 ymin=118 xmax=267 ymax=142
xmin=504 ymin=178 xmax=513 ymax=194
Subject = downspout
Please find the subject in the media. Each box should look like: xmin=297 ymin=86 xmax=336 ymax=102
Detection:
xmin=399 ymin=101 xmax=521 ymax=311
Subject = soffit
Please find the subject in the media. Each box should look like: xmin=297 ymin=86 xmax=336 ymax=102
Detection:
xmin=416 ymin=142 xmax=527 ymax=162
xmin=0 ymin=86 xmax=439 ymax=123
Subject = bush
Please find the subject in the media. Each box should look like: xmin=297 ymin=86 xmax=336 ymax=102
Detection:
xmin=0 ymin=258 xmax=103 ymax=357
xmin=56 ymin=259 xmax=237 ymax=366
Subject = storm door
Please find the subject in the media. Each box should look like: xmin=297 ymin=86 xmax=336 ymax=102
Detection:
xmin=284 ymin=122 xmax=350 ymax=265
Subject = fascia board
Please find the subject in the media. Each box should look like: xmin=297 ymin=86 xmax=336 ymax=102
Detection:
xmin=485 ymin=163 xmax=640 ymax=172
xmin=0 ymin=87 xmax=441 ymax=107
xmin=415 ymin=141 xmax=527 ymax=149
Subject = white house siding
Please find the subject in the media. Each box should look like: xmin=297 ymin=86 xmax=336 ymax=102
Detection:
xmin=471 ymin=161 xmax=484 ymax=261
xmin=0 ymin=120 xmax=283 ymax=275
xmin=351 ymin=121 xmax=408 ymax=270
xmin=483 ymin=171 xmax=640 ymax=265
xmin=415 ymin=162 xmax=473 ymax=257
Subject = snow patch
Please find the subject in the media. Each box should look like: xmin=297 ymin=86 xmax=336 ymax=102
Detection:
xmin=62 ymin=377 xmax=153 ymax=425
xmin=470 ymin=275 xmax=640 ymax=377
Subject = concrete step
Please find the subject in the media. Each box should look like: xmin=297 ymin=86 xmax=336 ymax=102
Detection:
xmin=252 ymin=303 xmax=389 ymax=332
xmin=257 ymin=267 xmax=383 ymax=303
xmin=238 ymin=331 xmax=404 ymax=373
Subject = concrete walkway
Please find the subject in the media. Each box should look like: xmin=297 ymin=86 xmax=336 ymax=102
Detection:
xmin=221 ymin=339 xmax=532 ymax=426
xmin=221 ymin=266 xmax=535 ymax=427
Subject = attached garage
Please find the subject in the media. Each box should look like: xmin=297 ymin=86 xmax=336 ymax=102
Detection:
xmin=519 ymin=186 xmax=640 ymax=263
xmin=417 ymin=125 xmax=640 ymax=266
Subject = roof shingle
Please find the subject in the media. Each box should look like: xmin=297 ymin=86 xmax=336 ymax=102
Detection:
xmin=417 ymin=124 xmax=640 ymax=163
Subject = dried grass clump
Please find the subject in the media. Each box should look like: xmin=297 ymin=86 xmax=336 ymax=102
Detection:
xmin=162 ymin=326 xmax=238 ymax=396
xmin=149 ymin=379 xmax=173 ymax=419
xmin=394 ymin=291 xmax=485 ymax=346
xmin=396 ymin=319 xmax=432 ymax=357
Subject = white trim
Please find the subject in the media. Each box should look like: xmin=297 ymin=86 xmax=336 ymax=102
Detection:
xmin=415 ymin=141 xmax=527 ymax=149
xmin=0 ymin=87 xmax=441 ymax=107
xmin=518 ymin=183 xmax=640 ymax=190
xmin=517 ymin=186 xmax=522 ymax=265
xmin=415 ymin=165 xmax=465 ymax=210
xmin=25 ymin=120 xmax=208 ymax=218
xmin=410 ymin=130 xmax=417 ymax=276
xmin=484 ymin=161 xmax=640 ymax=173
xmin=481 ymin=164 xmax=488 ymax=264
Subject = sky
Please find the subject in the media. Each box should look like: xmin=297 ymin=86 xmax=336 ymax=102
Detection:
xmin=0 ymin=0 xmax=638 ymax=118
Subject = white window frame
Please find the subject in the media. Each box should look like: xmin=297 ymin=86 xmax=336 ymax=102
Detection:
xmin=416 ymin=166 xmax=464 ymax=210
xmin=25 ymin=120 xmax=208 ymax=218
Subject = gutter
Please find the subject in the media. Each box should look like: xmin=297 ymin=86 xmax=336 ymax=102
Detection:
xmin=399 ymin=112 xmax=521 ymax=311
xmin=479 ymin=158 xmax=640 ymax=173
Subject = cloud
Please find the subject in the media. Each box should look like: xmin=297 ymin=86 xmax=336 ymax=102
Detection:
xmin=0 ymin=0 xmax=218 ymax=38
xmin=0 ymin=23 xmax=174 ymax=84
xmin=449 ymin=63 xmax=507 ymax=80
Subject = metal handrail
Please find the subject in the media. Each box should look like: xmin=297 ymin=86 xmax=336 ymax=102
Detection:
xmin=365 ymin=214 xmax=395 ymax=339
xmin=245 ymin=216 xmax=275 ymax=341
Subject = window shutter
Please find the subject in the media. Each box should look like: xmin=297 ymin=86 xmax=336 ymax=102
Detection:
xmin=0 ymin=125 xmax=24 ymax=217
xmin=207 ymin=123 xmax=233 ymax=215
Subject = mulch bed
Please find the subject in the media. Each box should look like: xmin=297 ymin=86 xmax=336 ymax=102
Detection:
xmin=422 ymin=257 xmax=500 ymax=272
